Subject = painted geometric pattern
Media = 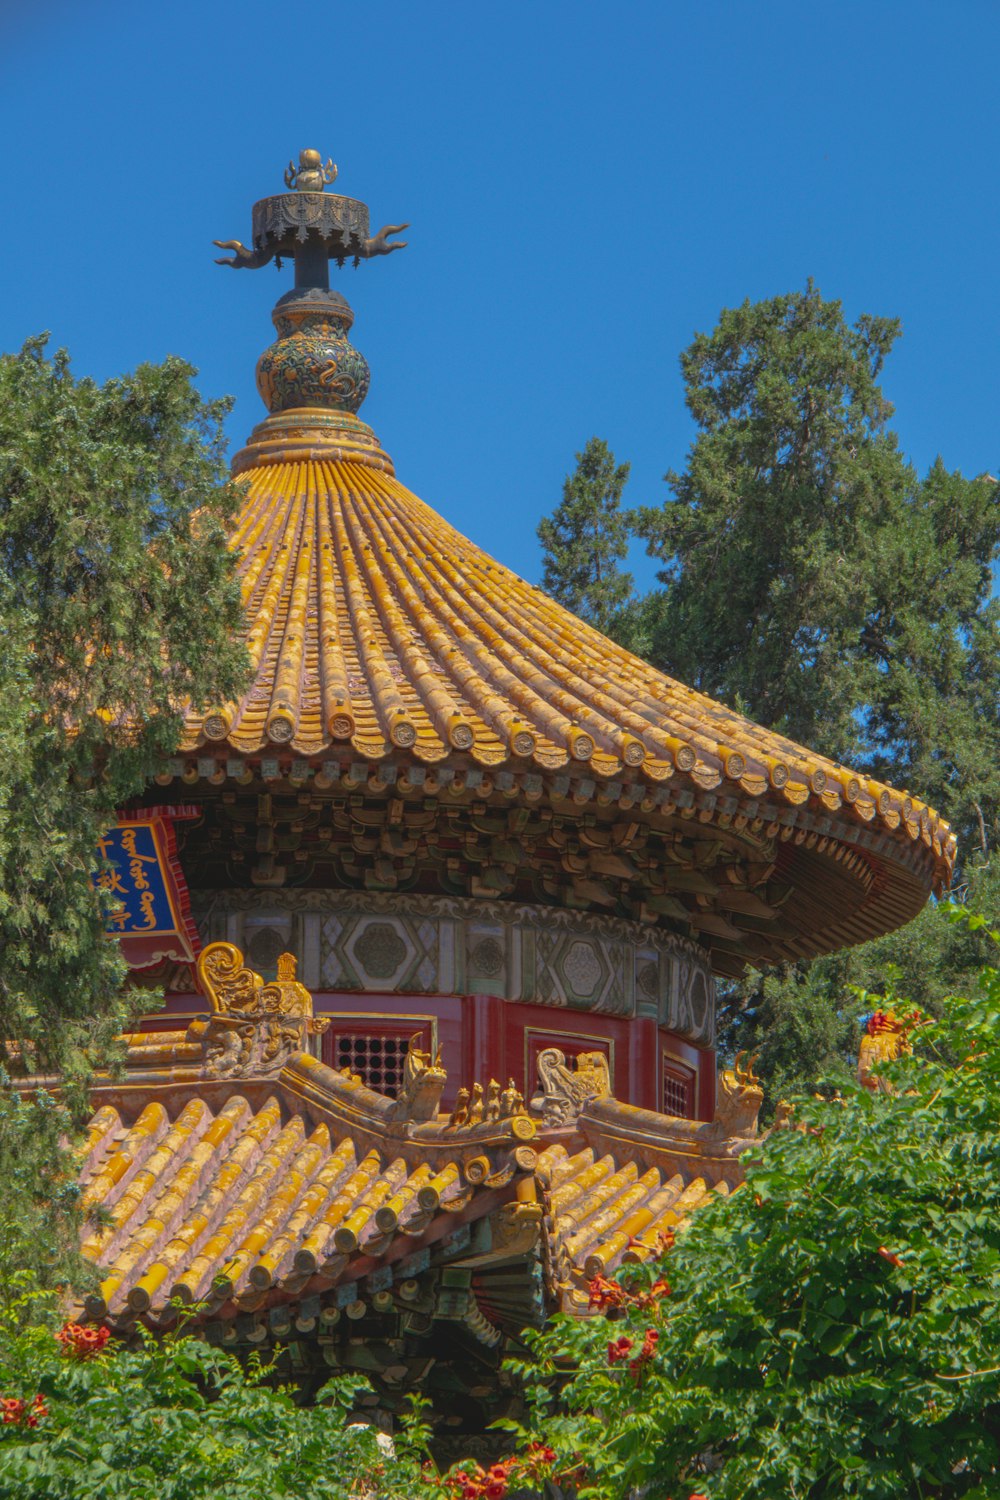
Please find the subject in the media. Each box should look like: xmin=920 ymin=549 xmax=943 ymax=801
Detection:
xmin=531 ymin=929 xmax=629 ymax=1016
xmin=320 ymin=913 xmax=440 ymax=993
xmin=214 ymin=893 xmax=715 ymax=1044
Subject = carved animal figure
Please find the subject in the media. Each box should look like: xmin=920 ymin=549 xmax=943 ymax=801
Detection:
xmin=484 ymin=1078 xmax=501 ymax=1123
xmin=714 ymin=1051 xmax=764 ymax=1138
xmin=389 ymin=1034 xmax=447 ymax=1123
xmin=189 ymin=942 xmax=326 ymax=1079
xmin=448 ymin=1087 xmax=471 ymax=1128
xmin=533 ymin=1048 xmax=612 ymax=1128
xmin=466 ymin=1081 xmax=485 ymax=1126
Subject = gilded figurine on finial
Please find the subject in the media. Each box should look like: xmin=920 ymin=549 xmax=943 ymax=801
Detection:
xmin=284 ymin=149 xmax=338 ymax=192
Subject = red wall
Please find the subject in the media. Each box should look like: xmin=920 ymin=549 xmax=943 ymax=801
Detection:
xmin=138 ymin=990 xmax=715 ymax=1120
xmin=314 ymin=991 xmax=715 ymax=1121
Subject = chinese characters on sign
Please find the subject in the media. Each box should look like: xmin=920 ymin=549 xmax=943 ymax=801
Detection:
xmin=94 ymin=810 xmax=200 ymax=970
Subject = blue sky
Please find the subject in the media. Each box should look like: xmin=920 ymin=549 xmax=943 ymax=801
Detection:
xmin=1 ymin=1 xmax=997 ymax=587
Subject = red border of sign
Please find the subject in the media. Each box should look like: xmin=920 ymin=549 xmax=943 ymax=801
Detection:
xmin=114 ymin=805 xmax=201 ymax=970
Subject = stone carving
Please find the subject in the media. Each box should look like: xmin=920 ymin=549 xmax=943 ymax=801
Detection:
xmin=389 ymin=1035 xmax=447 ymax=1123
xmin=189 ymin=942 xmax=330 ymax=1078
xmin=637 ymin=961 xmax=659 ymax=1001
xmin=469 ymin=937 xmax=505 ymax=979
xmin=203 ymin=891 xmax=717 ymax=1047
xmin=534 ymin=926 xmax=622 ymax=1013
xmin=714 ymin=1051 xmax=763 ymax=1138
xmin=562 ymin=941 xmax=604 ymax=997
xmin=532 ymin=1048 xmax=612 ymax=1127
xmin=245 ymin=925 xmax=289 ymax=977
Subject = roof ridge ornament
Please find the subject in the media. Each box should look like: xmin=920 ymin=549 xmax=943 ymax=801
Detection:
xmin=213 ymin=148 xmax=408 ymax=287
xmin=189 ymin=940 xmax=330 ymax=1078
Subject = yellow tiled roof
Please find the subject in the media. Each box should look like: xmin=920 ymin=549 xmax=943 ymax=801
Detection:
xmin=182 ymin=438 xmax=955 ymax=887
xmin=537 ymin=1138 xmax=732 ymax=1311
xmin=79 ymin=1064 xmax=535 ymax=1329
xmin=72 ymin=1019 xmax=755 ymax=1332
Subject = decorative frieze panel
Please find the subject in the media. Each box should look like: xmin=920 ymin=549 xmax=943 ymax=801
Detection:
xmin=195 ymin=892 xmax=716 ymax=1046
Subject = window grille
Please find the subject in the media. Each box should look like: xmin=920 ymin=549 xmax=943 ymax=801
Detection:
xmin=335 ymin=1033 xmax=409 ymax=1097
xmin=661 ymin=1062 xmax=694 ymax=1118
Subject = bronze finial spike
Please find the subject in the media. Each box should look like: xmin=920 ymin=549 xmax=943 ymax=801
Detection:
xmin=213 ymin=151 xmax=408 ymax=289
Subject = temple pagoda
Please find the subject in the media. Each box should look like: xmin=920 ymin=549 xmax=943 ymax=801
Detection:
xmin=63 ymin=152 xmax=954 ymax=1436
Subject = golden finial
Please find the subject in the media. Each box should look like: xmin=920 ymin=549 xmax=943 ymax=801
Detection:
xmin=284 ymin=148 xmax=338 ymax=192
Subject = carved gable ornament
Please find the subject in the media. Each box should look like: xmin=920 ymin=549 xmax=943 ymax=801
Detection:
xmin=715 ymin=1051 xmax=764 ymax=1138
xmin=188 ymin=941 xmax=330 ymax=1078
xmin=532 ymin=1047 xmax=612 ymax=1127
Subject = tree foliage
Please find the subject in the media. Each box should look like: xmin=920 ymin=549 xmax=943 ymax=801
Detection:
xmin=537 ymin=438 xmax=635 ymax=637
xmin=0 ymin=1298 xmax=429 ymax=1499
xmin=491 ymin=913 xmax=1000 ymax=1496
xmin=0 ymin=1088 xmax=92 ymax=1318
xmin=0 ymin=338 xmax=247 ymax=1092
xmin=720 ymin=857 xmax=1000 ymax=1112
xmin=628 ymin=281 xmax=1000 ymax=852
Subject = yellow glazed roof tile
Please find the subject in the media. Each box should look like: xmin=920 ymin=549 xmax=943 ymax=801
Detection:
xmin=80 ymin=1091 xmax=527 ymax=1327
xmin=182 ymin=447 xmax=955 ymax=886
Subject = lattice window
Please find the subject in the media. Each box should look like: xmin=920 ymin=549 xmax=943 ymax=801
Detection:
xmin=662 ymin=1060 xmax=694 ymax=1118
xmin=335 ymin=1033 xmax=410 ymax=1097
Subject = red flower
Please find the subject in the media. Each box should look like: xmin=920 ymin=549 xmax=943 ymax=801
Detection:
xmin=56 ymin=1321 xmax=110 ymax=1359
xmin=877 ymin=1246 xmax=904 ymax=1267
xmin=629 ymin=1326 xmax=659 ymax=1375
xmin=588 ymin=1273 xmax=628 ymax=1311
xmin=0 ymin=1394 xmax=47 ymax=1430
xmin=634 ymin=1277 xmax=671 ymax=1311
xmin=608 ymin=1334 xmax=635 ymax=1365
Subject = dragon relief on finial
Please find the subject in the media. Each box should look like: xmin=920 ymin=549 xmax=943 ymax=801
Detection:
xmin=714 ymin=1050 xmax=764 ymax=1139
xmin=532 ymin=1048 xmax=612 ymax=1128
xmin=188 ymin=941 xmax=330 ymax=1079
xmin=284 ymin=148 xmax=338 ymax=192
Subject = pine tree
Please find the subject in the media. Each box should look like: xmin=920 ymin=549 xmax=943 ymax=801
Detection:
xmin=537 ymin=437 xmax=635 ymax=637
xmin=0 ymin=338 xmax=248 ymax=1093
xmin=632 ymin=283 xmax=1000 ymax=854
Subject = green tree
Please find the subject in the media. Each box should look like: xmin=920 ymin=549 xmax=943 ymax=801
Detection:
xmin=486 ymin=910 xmax=1000 ymax=1497
xmin=0 ymin=1303 xmax=429 ymax=1499
xmin=631 ymin=284 xmax=1000 ymax=852
xmin=0 ymin=337 xmax=247 ymax=1094
xmin=719 ymin=857 xmax=1000 ymax=1113
xmin=537 ymin=438 xmax=635 ymax=637
xmin=0 ymin=1088 xmax=92 ymax=1319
